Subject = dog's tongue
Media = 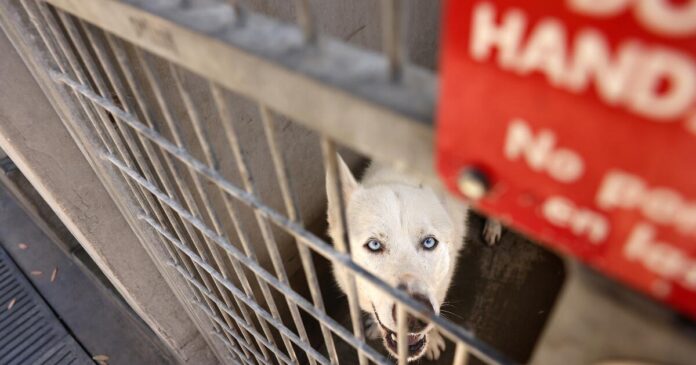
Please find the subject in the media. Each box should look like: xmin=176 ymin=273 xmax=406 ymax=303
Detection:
xmin=407 ymin=334 xmax=421 ymax=345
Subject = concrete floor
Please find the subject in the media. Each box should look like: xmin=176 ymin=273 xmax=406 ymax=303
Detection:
xmin=0 ymin=184 xmax=174 ymax=365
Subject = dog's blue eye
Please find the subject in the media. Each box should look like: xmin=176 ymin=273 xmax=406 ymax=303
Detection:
xmin=422 ymin=237 xmax=438 ymax=250
xmin=365 ymin=239 xmax=383 ymax=252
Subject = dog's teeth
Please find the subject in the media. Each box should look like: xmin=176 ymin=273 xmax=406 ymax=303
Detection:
xmin=390 ymin=333 xmax=396 ymax=342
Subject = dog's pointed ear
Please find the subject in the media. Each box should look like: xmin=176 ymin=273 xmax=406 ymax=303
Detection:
xmin=337 ymin=154 xmax=358 ymax=198
xmin=326 ymin=154 xmax=358 ymax=235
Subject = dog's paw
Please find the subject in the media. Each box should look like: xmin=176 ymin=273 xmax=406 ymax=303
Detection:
xmin=425 ymin=330 xmax=446 ymax=361
xmin=364 ymin=316 xmax=381 ymax=340
xmin=482 ymin=219 xmax=503 ymax=246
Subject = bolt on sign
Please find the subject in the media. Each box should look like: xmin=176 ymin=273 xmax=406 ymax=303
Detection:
xmin=437 ymin=0 xmax=696 ymax=317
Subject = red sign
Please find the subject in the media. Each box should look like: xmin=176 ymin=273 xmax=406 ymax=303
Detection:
xmin=437 ymin=0 xmax=696 ymax=317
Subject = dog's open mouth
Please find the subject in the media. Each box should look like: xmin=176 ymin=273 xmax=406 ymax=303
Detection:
xmin=383 ymin=329 xmax=427 ymax=357
xmin=371 ymin=303 xmax=429 ymax=360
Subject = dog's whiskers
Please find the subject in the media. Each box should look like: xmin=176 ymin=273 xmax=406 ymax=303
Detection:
xmin=438 ymin=309 xmax=464 ymax=321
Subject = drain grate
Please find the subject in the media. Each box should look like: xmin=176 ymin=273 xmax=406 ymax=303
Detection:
xmin=0 ymin=245 xmax=92 ymax=365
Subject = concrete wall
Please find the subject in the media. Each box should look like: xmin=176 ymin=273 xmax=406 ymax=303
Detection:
xmin=531 ymin=262 xmax=696 ymax=365
xmin=0 ymin=27 xmax=218 ymax=365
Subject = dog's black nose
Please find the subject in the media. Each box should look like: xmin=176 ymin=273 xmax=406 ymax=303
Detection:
xmin=392 ymin=284 xmax=434 ymax=332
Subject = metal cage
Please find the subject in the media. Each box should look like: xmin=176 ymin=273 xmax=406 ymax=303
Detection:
xmin=0 ymin=1 xmax=511 ymax=364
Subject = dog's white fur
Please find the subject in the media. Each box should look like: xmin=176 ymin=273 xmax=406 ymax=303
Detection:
xmin=327 ymin=157 xmax=499 ymax=361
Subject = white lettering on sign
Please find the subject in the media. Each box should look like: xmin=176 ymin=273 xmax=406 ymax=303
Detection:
xmin=568 ymin=0 xmax=696 ymax=37
xmin=470 ymin=3 xmax=525 ymax=69
xmin=567 ymin=0 xmax=630 ymax=17
xmin=470 ymin=2 xmax=696 ymax=123
xmin=504 ymin=119 xmax=584 ymax=182
xmin=543 ymin=195 xmax=609 ymax=243
xmin=624 ymin=223 xmax=696 ymax=289
xmin=564 ymin=29 xmax=639 ymax=106
xmin=596 ymin=170 xmax=696 ymax=235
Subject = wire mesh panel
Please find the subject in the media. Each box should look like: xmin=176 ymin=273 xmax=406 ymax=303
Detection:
xmin=0 ymin=0 xmax=513 ymax=364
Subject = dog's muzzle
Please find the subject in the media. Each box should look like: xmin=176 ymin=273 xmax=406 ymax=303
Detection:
xmin=391 ymin=285 xmax=434 ymax=333
xmin=372 ymin=301 xmax=432 ymax=361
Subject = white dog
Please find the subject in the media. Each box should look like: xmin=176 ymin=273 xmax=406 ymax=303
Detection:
xmin=327 ymin=156 xmax=501 ymax=361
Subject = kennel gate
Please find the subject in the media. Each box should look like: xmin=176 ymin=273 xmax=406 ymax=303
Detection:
xmin=0 ymin=0 xmax=513 ymax=364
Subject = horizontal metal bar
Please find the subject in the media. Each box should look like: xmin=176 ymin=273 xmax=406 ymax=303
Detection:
xmin=171 ymin=68 xmax=299 ymax=364
xmin=22 ymin=8 xmax=230 ymax=355
xmin=103 ymin=150 xmax=389 ymax=364
xmin=0 ymin=1 xmax=229 ymax=362
xmin=51 ymin=70 xmax=510 ymax=364
xmin=128 ymin=45 xmax=279 ymax=364
xmin=188 ymin=275 xmax=294 ymax=365
xmin=47 ymin=13 xmax=237 ymax=350
xmin=84 ymin=27 xmax=263 ymax=361
xmin=44 ymin=0 xmax=437 ymax=185
xmin=208 ymin=330 xmax=252 ymax=365
xmin=48 ymin=8 xmax=253 ymax=355
xmin=191 ymin=296 xmax=279 ymax=365
xmin=210 ymin=79 xmax=315 ymax=365
xmin=109 ymin=148 xmax=485 ymax=365
xmin=141 ymin=212 xmax=332 ymax=365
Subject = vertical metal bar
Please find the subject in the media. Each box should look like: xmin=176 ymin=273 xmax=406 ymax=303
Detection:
xmin=106 ymin=35 xmax=268 ymax=356
xmin=188 ymin=75 xmax=301 ymax=362
xmin=78 ymin=21 xmax=213 ymax=302
xmin=141 ymin=206 xmax=332 ymax=365
xmin=52 ymin=10 xmax=193 ymax=296
xmin=19 ymin=0 xmax=186 ymax=307
xmin=92 ymin=29 xmax=258 ymax=362
xmin=226 ymin=0 xmax=245 ymax=25
xmin=18 ymin=1 xmax=235 ymax=361
xmin=131 ymin=50 xmax=281 ymax=365
xmin=213 ymin=335 xmax=246 ymax=365
xmin=183 ymin=264 xmax=296 ymax=365
xmin=192 ymin=295 xmax=273 ymax=365
xmin=319 ymin=139 xmax=368 ymax=365
xmin=259 ymin=105 xmax=340 ymax=365
xmin=96 ymin=140 xmax=390 ymax=363
xmin=452 ymin=342 xmax=470 ymax=365
xmin=3 ymin=3 xmax=233 ymax=362
xmin=207 ymin=328 xmax=252 ymax=365
xmin=66 ymin=18 xmax=256 ymax=361
xmin=127 ymin=49 xmax=273 ymax=360
xmin=38 ymin=5 xmax=253 ymax=361
xmin=21 ymin=0 xmax=114 ymax=173
xmin=148 ymin=55 xmax=290 ymax=361
xmin=11 ymin=2 xmax=507 ymax=364
xmin=396 ymin=304 xmax=408 ymax=365
xmin=295 ymin=0 xmax=316 ymax=44
xmin=381 ymin=0 xmax=405 ymax=81
xmin=208 ymin=82 xmax=318 ymax=365
xmin=208 ymin=325 xmax=255 ymax=365
xmin=53 ymin=65 xmax=507 ymax=364
xmin=206 ymin=322 xmax=250 ymax=365
xmin=193 ymin=288 xmax=294 ymax=365
xmin=39 ymin=3 xmax=220 ymax=348
xmin=26 ymin=1 xmax=174 ymax=272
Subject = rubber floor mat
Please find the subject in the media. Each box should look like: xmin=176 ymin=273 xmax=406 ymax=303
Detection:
xmin=0 ymin=245 xmax=92 ymax=365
